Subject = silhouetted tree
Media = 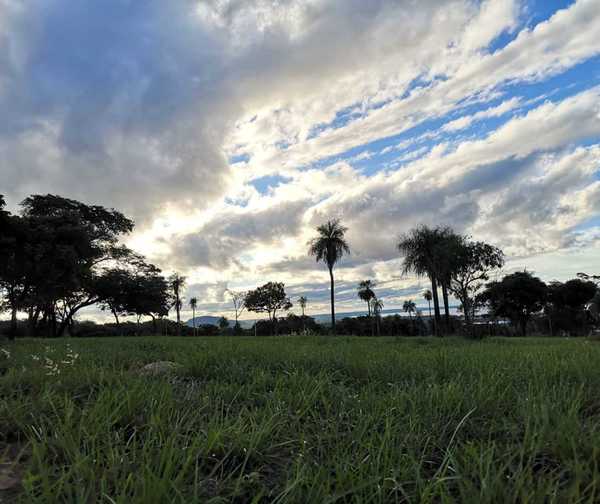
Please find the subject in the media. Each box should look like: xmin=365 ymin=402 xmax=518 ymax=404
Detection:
xmin=372 ymin=297 xmax=384 ymax=336
xmin=309 ymin=219 xmax=350 ymax=333
xmin=357 ymin=280 xmax=376 ymax=316
xmin=218 ymin=316 xmax=229 ymax=333
xmin=398 ymin=226 xmax=443 ymax=335
xmin=547 ymin=279 xmax=597 ymax=335
xmin=403 ymin=299 xmax=416 ymax=332
xmin=169 ymin=273 xmax=186 ymax=336
xmin=244 ymin=282 xmax=292 ymax=335
xmin=480 ymin=271 xmax=547 ymax=336
xmin=423 ymin=289 xmax=433 ymax=334
xmin=189 ymin=297 xmax=198 ymax=336
xmin=1 ymin=194 xmax=136 ymax=337
xmin=298 ymin=296 xmax=307 ymax=333
xmin=227 ymin=289 xmax=246 ymax=331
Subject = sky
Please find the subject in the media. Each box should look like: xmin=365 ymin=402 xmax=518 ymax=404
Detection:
xmin=1 ymin=0 xmax=600 ymax=321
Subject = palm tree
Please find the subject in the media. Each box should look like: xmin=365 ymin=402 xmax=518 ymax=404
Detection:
xmin=434 ymin=227 xmax=463 ymax=332
xmin=189 ymin=297 xmax=198 ymax=336
xmin=372 ymin=297 xmax=384 ymax=336
xmin=403 ymin=299 xmax=416 ymax=319
xmin=403 ymin=299 xmax=416 ymax=334
xmin=423 ymin=289 xmax=433 ymax=334
xmin=299 ymin=296 xmax=307 ymax=333
xmin=308 ymin=219 xmax=350 ymax=333
xmin=398 ymin=226 xmax=443 ymax=336
xmin=357 ymin=280 xmax=376 ymax=316
xmin=169 ymin=273 xmax=186 ymax=336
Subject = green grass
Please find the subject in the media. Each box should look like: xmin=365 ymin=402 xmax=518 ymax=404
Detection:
xmin=2 ymin=336 xmax=600 ymax=503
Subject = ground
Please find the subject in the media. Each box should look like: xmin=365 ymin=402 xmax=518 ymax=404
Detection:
xmin=1 ymin=336 xmax=600 ymax=503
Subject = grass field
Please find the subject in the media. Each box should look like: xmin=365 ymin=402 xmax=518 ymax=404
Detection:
xmin=2 ymin=336 xmax=600 ymax=503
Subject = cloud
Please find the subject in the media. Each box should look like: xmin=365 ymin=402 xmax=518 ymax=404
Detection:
xmin=441 ymin=97 xmax=522 ymax=132
xmin=1 ymin=0 xmax=599 ymax=317
xmin=0 ymin=0 xmax=243 ymax=223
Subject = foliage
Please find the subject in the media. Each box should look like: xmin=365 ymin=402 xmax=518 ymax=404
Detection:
xmin=244 ymin=282 xmax=292 ymax=334
xmin=546 ymin=279 xmax=597 ymax=334
xmin=0 ymin=194 xmax=172 ymax=338
xmin=447 ymin=237 xmax=505 ymax=333
xmin=480 ymin=271 xmax=548 ymax=336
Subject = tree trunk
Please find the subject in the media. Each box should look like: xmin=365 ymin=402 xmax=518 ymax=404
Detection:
xmin=329 ymin=267 xmax=335 ymax=334
xmin=441 ymin=282 xmax=451 ymax=333
xmin=50 ymin=306 xmax=57 ymax=338
xmin=176 ymin=299 xmax=181 ymax=336
xmin=431 ymin=276 xmax=442 ymax=336
xmin=521 ymin=317 xmax=527 ymax=337
xmin=192 ymin=307 xmax=196 ymax=336
xmin=427 ymin=300 xmax=432 ymax=335
xmin=9 ymin=305 xmax=17 ymax=341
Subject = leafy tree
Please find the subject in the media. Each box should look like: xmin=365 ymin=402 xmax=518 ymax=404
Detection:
xmin=578 ymin=272 xmax=600 ymax=284
xmin=480 ymin=271 xmax=548 ymax=336
xmin=244 ymin=282 xmax=292 ymax=335
xmin=547 ymin=279 xmax=597 ymax=334
xmin=189 ymin=297 xmax=198 ymax=336
xmin=447 ymin=238 xmax=504 ymax=332
xmin=308 ymin=219 xmax=350 ymax=333
xmin=95 ymin=256 xmax=170 ymax=334
xmin=0 ymin=194 xmax=135 ymax=337
xmin=169 ymin=273 xmax=186 ymax=336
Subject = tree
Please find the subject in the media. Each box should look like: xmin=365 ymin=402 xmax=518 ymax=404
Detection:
xmin=547 ymin=279 xmax=597 ymax=334
xmin=357 ymin=280 xmax=376 ymax=316
xmin=2 ymin=194 xmax=135 ymax=337
xmin=403 ymin=299 xmax=416 ymax=320
xmin=227 ymin=289 xmax=246 ymax=330
xmin=0 ymin=197 xmax=22 ymax=339
xmin=308 ymin=219 xmax=350 ymax=333
xmin=218 ymin=316 xmax=229 ymax=333
xmin=423 ymin=290 xmax=433 ymax=334
xmin=372 ymin=297 xmax=384 ymax=336
xmin=244 ymin=282 xmax=293 ymax=335
xmin=189 ymin=297 xmax=198 ymax=336
xmin=298 ymin=296 xmax=308 ymax=333
xmin=446 ymin=238 xmax=504 ymax=333
xmin=403 ymin=299 xmax=416 ymax=334
xmin=398 ymin=226 xmax=444 ymax=335
xmin=95 ymin=257 xmax=170 ymax=334
xmin=169 ymin=273 xmax=186 ymax=336
xmin=480 ymin=271 xmax=548 ymax=336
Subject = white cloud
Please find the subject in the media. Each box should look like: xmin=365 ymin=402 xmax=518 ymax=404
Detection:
xmin=2 ymin=0 xmax=599 ymax=316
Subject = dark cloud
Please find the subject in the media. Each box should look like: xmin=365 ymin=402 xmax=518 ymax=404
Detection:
xmin=0 ymin=0 xmax=235 ymax=221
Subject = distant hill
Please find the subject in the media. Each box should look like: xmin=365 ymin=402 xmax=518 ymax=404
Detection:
xmin=186 ymin=316 xmax=253 ymax=329
xmin=186 ymin=306 xmax=461 ymax=329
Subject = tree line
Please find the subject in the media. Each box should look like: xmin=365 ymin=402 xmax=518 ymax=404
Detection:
xmin=1 ymin=194 xmax=599 ymax=339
